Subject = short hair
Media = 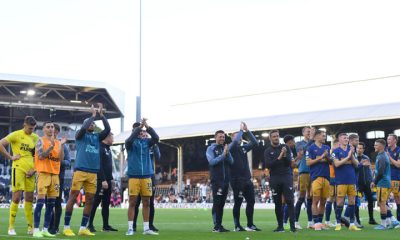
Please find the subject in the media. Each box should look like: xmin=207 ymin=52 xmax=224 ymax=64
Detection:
xmin=283 ymin=134 xmax=294 ymax=144
xmin=24 ymin=116 xmax=37 ymax=126
xmin=349 ymin=133 xmax=359 ymax=141
xmin=302 ymin=126 xmax=311 ymax=134
xmin=314 ymin=129 xmax=325 ymax=136
xmin=42 ymin=121 xmax=53 ymax=128
xmin=54 ymin=123 xmax=61 ymax=132
xmin=338 ymin=132 xmax=348 ymax=138
xmin=358 ymin=142 xmax=366 ymax=149
xmin=132 ymin=122 xmax=141 ymax=129
xmin=375 ymin=139 xmax=386 ymax=146
xmin=214 ymin=130 xmax=225 ymax=137
xmin=389 ymin=134 xmax=398 ymax=142
xmin=269 ymin=129 xmax=279 ymax=136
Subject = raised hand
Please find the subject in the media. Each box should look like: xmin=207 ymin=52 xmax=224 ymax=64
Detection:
xmin=97 ymin=103 xmax=104 ymax=117
xmin=90 ymin=104 xmax=96 ymax=117
xmin=241 ymin=122 xmax=248 ymax=132
xmin=141 ymin=118 xmax=149 ymax=128
xmin=223 ymin=144 xmax=229 ymax=155
xmin=60 ymin=136 xmax=67 ymax=145
xmin=50 ymin=135 xmax=55 ymax=147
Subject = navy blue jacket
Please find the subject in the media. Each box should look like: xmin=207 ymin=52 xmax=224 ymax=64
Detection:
xmin=229 ymin=130 xmax=258 ymax=181
xmin=206 ymin=143 xmax=233 ymax=185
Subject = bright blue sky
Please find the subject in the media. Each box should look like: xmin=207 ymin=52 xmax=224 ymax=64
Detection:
xmin=1 ymin=0 xmax=400 ymax=132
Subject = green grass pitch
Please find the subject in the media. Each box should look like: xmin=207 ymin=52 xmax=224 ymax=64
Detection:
xmin=0 ymin=208 xmax=397 ymax=239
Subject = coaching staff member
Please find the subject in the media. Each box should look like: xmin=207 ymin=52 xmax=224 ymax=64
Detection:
xmin=206 ymin=130 xmax=233 ymax=233
xmin=264 ymin=129 xmax=296 ymax=232
xmin=88 ymin=132 xmax=117 ymax=232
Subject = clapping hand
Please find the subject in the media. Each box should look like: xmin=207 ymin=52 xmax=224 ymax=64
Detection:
xmin=241 ymin=122 xmax=248 ymax=132
xmin=90 ymin=104 xmax=96 ymax=117
xmin=98 ymin=103 xmax=104 ymax=117
xmin=223 ymin=144 xmax=229 ymax=156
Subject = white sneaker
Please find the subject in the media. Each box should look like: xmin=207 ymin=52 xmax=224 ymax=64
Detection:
xmin=307 ymin=222 xmax=314 ymax=229
xmin=143 ymin=229 xmax=159 ymax=235
xmin=8 ymin=229 xmax=17 ymax=235
xmin=326 ymin=221 xmax=336 ymax=227
xmin=295 ymin=222 xmax=302 ymax=230
xmin=126 ymin=229 xmax=135 ymax=236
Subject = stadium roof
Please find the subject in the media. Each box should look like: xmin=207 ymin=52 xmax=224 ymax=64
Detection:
xmin=114 ymin=102 xmax=400 ymax=143
xmin=0 ymin=73 xmax=124 ymax=126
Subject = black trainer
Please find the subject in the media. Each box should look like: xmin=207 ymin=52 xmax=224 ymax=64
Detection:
xmin=103 ymin=225 xmax=118 ymax=232
xmin=234 ymin=225 xmax=246 ymax=232
xmin=87 ymin=225 xmax=97 ymax=233
xmin=273 ymin=227 xmax=284 ymax=232
xmin=246 ymin=225 xmax=261 ymax=231
xmin=220 ymin=226 xmax=230 ymax=232
xmin=149 ymin=225 xmax=159 ymax=232
xmin=369 ymin=219 xmax=378 ymax=225
xmin=290 ymin=227 xmax=297 ymax=233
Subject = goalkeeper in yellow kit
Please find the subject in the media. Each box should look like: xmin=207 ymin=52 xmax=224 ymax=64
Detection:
xmin=0 ymin=116 xmax=39 ymax=235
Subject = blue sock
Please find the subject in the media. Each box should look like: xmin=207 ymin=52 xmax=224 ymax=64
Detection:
xmin=44 ymin=198 xmax=55 ymax=228
xmin=313 ymin=215 xmax=318 ymax=224
xmin=318 ymin=214 xmax=323 ymax=223
xmin=336 ymin=206 xmax=343 ymax=224
xmin=34 ymin=198 xmax=45 ymax=228
xmin=344 ymin=205 xmax=350 ymax=218
xmin=348 ymin=205 xmax=355 ymax=223
xmin=388 ymin=209 xmax=393 ymax=218
xmin=325 ymin=201 xmax=332 ymax=222
xmin=306 ymin=198 xmax=313 ymax=222
xmin=81 ymin=214 xmax=90 ymax=227
xmin=64 ymin=211 xmax=72 ymax=226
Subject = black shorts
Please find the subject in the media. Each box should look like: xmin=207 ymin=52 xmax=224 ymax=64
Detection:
xmin=269 ymin=175 xmax=294 ymax=202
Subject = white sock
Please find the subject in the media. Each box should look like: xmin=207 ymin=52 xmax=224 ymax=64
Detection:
xmin=391 ymin=216 xmax=397 ymax=222
xmin=349 ymin=223 xmax=355 ymax=227
xmin=143 ymin=222 xmax=149 ymax=231
xmin=64 ymin=225 xmax=70 ymax=230
xmin=325 ymin=221 xmax=330 ymax=224
xmin=34 ymin=228 xmax=40 ymax=233
xmin=386 ymin=218 xmax=391 ymax=226
xmin=43 ymin=227 xmax=48 ymax=232
xmin=308 ymin=221 xmax=313 ymax=225
xmin=128 ymin=221 xmax=133 ymax=230
xmin=382 ymin=218 xmax=387 ymax=227
xmin=79 ymin=226 xmax=86 ymax=231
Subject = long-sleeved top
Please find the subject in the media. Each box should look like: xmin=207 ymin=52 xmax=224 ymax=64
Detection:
xmin=98 ymin=142 xmax=113 ymax=182
xmin=74 ymin=116 xmax=111 ymax=173
xmin=374 ymin=151 xmax=391 ymax=188
xmin=264 ymin=144 xmax=292 ymax=177
xmin=125 ymin=127 xmax=159 ymax=178
xmin=59 ymin=144 xmax=71 ymax=182
xmin=356 ymin=153 xmax=373 ymax=186
xmin=229 ymin=130 xmax=258 ymax=181
xmin=206 ymin=143 xmax=233 ymax=184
